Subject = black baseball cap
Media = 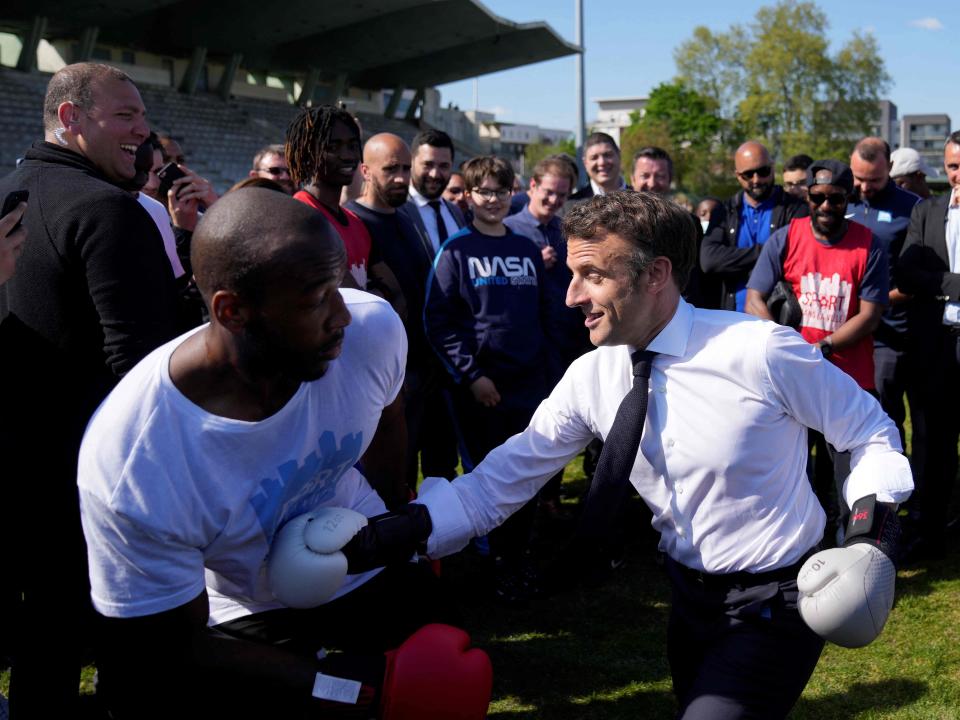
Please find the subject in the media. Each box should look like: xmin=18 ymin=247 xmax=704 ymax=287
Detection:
xmin=806 ymin=159 xmax=853 ymax=193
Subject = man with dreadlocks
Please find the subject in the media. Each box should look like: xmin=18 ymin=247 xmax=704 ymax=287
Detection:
xmin=287 ymin=104 xmax=402 ymax=306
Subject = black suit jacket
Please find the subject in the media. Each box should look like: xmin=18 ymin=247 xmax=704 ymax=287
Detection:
xmin=897 ymin=194 xmax=956 ymax=351
xmin=398 ymin=198 xmax=466 ymax=259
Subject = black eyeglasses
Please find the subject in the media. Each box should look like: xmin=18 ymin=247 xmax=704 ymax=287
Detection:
xmin=472 ymin=187 xmax=511 ymax=201
xmin=737 ymin=165 xmax=773 ymax=180
xmin=808 ymin=192 xmax=848 ymax=206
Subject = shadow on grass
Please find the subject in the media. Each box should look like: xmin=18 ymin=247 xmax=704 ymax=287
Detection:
xmin=791 ymin=679 xmax=927 ymax=719
xmin=895 ymin=542 xmax=960 ymax=600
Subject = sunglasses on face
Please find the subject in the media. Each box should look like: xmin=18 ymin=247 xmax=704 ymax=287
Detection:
xmin=808 ymin=192 xmax=848 ymax=207
xmin=737 ymin=165 xmax=772 ymax=180
xmin=259 ymin=166 xmax=290 ymax=177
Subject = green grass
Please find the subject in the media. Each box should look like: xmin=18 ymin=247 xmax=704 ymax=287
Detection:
xmin=4 ymin=435 xmax=957 ymax=718
xmin=436 ymin=455 xmax=960 ymax=719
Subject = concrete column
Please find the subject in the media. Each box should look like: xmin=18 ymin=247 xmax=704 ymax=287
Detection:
xmin=383 ymin=86 xmax=403 ymax=118
xmin=15 ymin=16 xmax=47 ymax=72
xmin=332 ymin=72 xmax=348 ymax=104
xmin=179 ymin=46 xmax=208 ymax=95
xmin=217 ymin=52 xmax=243 ymax=100
xmin=76 ymin=26 xmax=99 ymax=62
xmin=404 ymin=87 xmax=424 ymax=121
xmin=297 ymin=66 xmax=320 ymax=105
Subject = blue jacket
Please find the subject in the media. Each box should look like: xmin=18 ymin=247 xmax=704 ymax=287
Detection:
xmin=423 ymin=225 xmax=552 ymax=407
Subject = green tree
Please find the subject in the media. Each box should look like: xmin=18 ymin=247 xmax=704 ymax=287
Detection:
xmin=674 ymin=1 xmax=890 ymax=162
xmin=523 ymin=137 xmax=576 ymax=176
xmin=621 ymin=82 xmax=733 ymax=197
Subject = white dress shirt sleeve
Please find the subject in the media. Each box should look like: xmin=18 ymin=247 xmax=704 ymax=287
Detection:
xmin=760 ymin=324 xmax=913 ymax=507
xmin=417 ymin=366 xmax=595 ymax=558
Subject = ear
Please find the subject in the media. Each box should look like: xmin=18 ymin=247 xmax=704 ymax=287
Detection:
xmin=528 ymin=177 xmax=537 ymax=193
xmin=646 ymin=257 xmax=674 ymax=294
xmin=210 ymin=290 xmax=250 ymax=334
xmin=359 ymin=162 xmax=372 ymax=182
xmin=57 ymin=101 xmax=82 ymax=136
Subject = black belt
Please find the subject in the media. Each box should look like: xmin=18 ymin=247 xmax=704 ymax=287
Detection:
xmin=667 ymin=548 xmax=817 ymax=591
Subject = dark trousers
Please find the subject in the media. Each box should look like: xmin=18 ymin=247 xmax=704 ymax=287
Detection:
xmin=405 ymin=368 xmax=460 ymax=484
xmin=914 ymin=331 xmax=960 ymax=541
xmin=665 ymin=557 xmax=824 ymax=719
xmin=97 ymin=562 xmax=457 ymax=719
xmin=452 ymin=389 xmax=539 ymax=563
xmin=874 ymin=344 xmax=926 ymax=499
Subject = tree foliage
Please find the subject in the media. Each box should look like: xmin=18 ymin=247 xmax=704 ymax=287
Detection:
xmin=621 ymin=82 xmax=736 ymax=198
xmin=523 ymin=137 xmax=576 ymax=176
xmin=674 ymin=1 xmax=890 ymax=163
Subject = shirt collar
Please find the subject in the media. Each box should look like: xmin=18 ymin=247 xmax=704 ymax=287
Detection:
xmin=590 ymin=177 xmax=626 ymax=196
xmin=520 ymin=204 xmax=560 ymax=230
xmin=408 ymin=183 xmax=431 ymax=208
xmin=638 ymin=297 xmax=691 ymax=359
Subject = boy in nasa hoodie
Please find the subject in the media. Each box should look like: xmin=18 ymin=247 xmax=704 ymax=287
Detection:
xmin=424 ymin=155 xmax=554 ymax=601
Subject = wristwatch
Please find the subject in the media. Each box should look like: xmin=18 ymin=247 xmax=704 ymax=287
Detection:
xmin=818 ymin=339 xmax=834 ymax=358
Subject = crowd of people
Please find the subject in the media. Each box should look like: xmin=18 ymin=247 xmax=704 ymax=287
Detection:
xmin=0 ymin=60 xmax=956 ymax=719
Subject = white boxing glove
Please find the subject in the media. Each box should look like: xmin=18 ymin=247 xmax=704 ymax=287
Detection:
xmin=267 ymin=507 xmax=368 ymax=609
xmin=797 ymin=495 xmax=899 ymax=648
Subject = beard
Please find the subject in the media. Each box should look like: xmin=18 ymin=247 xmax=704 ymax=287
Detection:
xmin=372 ymin=178 xmax=408 ymax=208
xmin=744 ymin=182 xmax=773 ymax=203
xmin=811 ymin=209 xmax=845 ymax=238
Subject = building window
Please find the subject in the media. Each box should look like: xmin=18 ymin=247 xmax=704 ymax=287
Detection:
xmin=91 ymin=46 xmax=111 ymax=61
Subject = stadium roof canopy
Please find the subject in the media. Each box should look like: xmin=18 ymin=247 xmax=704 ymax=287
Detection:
xmin=0 ymin=0 xmax=580 ymax=89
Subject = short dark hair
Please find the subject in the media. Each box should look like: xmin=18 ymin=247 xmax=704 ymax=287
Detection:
xmin=632 ymin=146 xmax=674 ymax=180
xmin=784 ymin=154 xmax=813 ymax=172
xmin=946 ymin=131 xmax=960 ymax=149
xmin=584 ymin=132 xmax=619 ymax=155
xmin=462 ymin=156 xmax=514 ymax=192
xmin=146 ymin=131 xmax=162 ymax=152
xmin=285 ymin=105 xmax=360 ymax=187
xmin=43 ymin=62 xmax=133 ymax=133
xmin=411 ymin=129 xmax=455 ymax=162
xmin=252 ymin=143 xmax=286 ymax=171
xmin=562 ymin=191 xmax=697 ymax=291
xmin=854 ymin=138 xmax=891 ymax=163
xmin=532 ymin=156 xmax=576 ymax=188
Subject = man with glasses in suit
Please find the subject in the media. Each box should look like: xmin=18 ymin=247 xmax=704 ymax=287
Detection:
xmin=701 ymin=141 xmax=807 ymax=311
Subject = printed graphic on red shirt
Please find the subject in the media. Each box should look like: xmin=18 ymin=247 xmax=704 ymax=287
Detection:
xmin=798 ymin=272 xmax=853 ymax=332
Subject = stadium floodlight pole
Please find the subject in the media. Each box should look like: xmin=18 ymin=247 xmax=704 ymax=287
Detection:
xmin=574 ymin=0 xmax=586 ymax=180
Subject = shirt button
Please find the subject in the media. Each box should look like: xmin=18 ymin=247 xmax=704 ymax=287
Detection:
xmin=677 ymin=527 xmax=686 ymax=538
xmin=667 ymin=439 xmax=675 ymax=447
xmin=677 ymin=486 xmax=683 ymax=494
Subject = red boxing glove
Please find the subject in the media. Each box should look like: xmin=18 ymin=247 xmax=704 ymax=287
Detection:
xmin=379 ymin=624 xmax=492 ymax=720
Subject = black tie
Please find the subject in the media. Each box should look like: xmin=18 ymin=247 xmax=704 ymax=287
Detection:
xmin=577 ymin=350 xmax=657 ymax=550
xmin=428 ymin=200 xmax=448 ymax=246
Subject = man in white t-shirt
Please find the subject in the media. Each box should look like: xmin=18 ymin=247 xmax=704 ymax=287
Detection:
xmin=79 ymin=188 xmax=457 ymax=718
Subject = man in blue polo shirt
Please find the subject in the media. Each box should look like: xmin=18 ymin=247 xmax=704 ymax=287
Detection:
xmin=847 ymin=137 xmax=921 ymax=464
xmin=701 ymin=141 xmax=807 ymax=311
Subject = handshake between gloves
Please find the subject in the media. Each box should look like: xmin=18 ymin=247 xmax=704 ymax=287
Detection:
xmin=797 ymin=494 xmax=900 ymax=648
xmin=268 ymin=503 xmax=433 ymax=608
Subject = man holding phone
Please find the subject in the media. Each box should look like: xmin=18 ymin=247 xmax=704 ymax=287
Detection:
xmin=0 ymin=62 xmax=180 ymax=716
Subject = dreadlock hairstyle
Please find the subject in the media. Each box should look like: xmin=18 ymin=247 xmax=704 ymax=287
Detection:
xmin=285 ymin=105 xmax=360 ymax=188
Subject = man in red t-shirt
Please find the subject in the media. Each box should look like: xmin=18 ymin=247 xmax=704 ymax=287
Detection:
xmin=745 ymin=159 xmax=889 ymax=538
xmin=285 ymin=105 xmax=400 ymax=300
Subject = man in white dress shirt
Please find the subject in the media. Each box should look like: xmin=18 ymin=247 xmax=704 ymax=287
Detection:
xmin=413 ymin=191 xmax=913 ymax=718
xmin=399 ymin=129 xmax=465 ymax=256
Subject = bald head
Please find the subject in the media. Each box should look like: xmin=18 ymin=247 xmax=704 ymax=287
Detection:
xmin=361 ymin=133 xmax=411 ymax=210
xmin=734 ymin=141 xmax=774 ymax=205
xmin=192 ymin=187 xmax=344 ymax=304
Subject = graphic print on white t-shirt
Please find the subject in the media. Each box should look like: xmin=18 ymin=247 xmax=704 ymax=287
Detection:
xmin=249 ymin=430 xmax=364 ymax=536
xmin=797 ymin=272 xmax=851 ymax=332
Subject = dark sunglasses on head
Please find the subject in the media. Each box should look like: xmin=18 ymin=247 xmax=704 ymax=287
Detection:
xmin=738 ymin=165 xmax=772 ymax=180
xmin=808 ymin=192 xmax=848 ymax=206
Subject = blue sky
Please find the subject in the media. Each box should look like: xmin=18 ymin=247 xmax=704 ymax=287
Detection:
xmin=437 ymin=1 xmax=959 ymax=135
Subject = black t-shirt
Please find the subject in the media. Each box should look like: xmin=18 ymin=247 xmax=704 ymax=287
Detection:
xmin=346 ymin=201 xmax=434 ymax=368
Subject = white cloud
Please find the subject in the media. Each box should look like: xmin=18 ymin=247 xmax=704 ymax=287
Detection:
xmin=488 ymin=105 xmax=512 ymax=119
xmin=862 ymin=24 xmax=876 ymax=34
xmin=910 ymin=17 xmax=944 ymax=31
